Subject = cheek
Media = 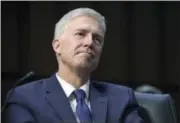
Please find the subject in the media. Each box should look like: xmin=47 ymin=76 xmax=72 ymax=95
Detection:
xmin=60 ymin=42 xmax=71 ymax=55
xmin=94 ymin=46 xmax=102 ymax=56
xmin=61 ymin=41 xmax=78 ymax=56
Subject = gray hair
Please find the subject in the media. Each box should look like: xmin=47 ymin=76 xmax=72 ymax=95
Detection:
xmin=54 ymin=8 xmax=106 ymax=40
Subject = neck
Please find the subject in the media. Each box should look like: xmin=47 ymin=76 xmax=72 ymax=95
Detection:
xmin=57 ymin=63 xmax=90 ymax=88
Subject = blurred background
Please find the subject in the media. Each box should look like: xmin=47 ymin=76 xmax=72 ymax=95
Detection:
xmin=2 ymin=1 xmax=180 ymax=122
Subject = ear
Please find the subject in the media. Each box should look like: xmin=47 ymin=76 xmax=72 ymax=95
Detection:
xmin=52 ymin=39 xmax=61 ymax=54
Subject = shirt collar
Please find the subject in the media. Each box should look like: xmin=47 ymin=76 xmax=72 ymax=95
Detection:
xmin=56 ymin=73 xmax=90 ymax=99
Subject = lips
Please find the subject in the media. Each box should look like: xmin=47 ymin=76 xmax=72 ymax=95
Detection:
xmin=77 ymin=51 xmax=95 ymax=57
xmin=79 ymin=52 xmax=92 ymax=57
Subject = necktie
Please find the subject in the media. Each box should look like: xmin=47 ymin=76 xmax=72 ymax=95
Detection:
xmin=73 ymin=89 xmax=92 ymax=123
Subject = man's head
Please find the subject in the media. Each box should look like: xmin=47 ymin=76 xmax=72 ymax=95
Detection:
xmin=52 ymin=8 xmax=106 ymax=73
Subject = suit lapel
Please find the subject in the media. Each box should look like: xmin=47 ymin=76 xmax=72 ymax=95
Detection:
xmin=90 ymin=82 xmax=108 ymax=123
xmin=43 ymin=74 xmax=77 ymax=123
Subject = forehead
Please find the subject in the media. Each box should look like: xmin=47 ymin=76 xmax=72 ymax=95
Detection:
xmin=65 ymin=15 xmax=104 ymax=36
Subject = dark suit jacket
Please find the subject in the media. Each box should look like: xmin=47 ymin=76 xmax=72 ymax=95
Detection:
xmin=6 ymin=74 xmax=144 ymax=123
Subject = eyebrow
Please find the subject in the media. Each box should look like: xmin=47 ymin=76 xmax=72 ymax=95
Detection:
xmin=76 ymin=28 xmax=88 ymax=33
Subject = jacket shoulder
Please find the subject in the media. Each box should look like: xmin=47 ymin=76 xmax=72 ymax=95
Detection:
xmin=6 ymin=78 xmax=48 ymax=104
xmin=92 ymin=81 xmax=133 ymax=96
xmin=14 ymin=78 xmax=46 ymax=93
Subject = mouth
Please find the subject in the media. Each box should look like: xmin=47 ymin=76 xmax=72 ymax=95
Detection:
xmin=77 ymin=50 xmax=94 ymax=55
xmin=79 ymin=52 xmax=92 ymax=57
xmin=77 ymin=52 xmax=96 ymax=60
xmin=80 ymin=52 xmax=91 ymax=55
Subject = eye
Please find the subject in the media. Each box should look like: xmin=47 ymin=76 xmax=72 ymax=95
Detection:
xmin=93 ymin=35 xmax=103 ymax=45
xmin=75 ymin=32 xmax=85 ymax=36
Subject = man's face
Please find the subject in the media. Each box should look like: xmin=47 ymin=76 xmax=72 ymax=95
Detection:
xmin=53 ymin=15 xmax=104 ymax=72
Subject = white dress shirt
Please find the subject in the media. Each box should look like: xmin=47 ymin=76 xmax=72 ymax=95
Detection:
xmin=56 ymin=73 xmax=92 ymax=123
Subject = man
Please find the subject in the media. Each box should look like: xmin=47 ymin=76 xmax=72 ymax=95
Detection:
xmin=6 ymin=8 xmax=144 ymax=123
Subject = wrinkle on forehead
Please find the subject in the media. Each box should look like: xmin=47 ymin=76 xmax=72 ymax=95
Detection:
xmin=63 ymin=15 xmax=104 ymax=37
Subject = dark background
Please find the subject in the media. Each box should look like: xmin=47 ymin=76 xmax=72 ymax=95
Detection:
xmin=2 ymin=1 xmax=180 ymax=122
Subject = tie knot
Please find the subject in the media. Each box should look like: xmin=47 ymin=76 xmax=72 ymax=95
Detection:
xmin=74 ymin=89 xmax=86 ymax=101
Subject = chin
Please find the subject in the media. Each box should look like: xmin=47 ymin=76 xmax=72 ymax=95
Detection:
xmin=78 ymin=62 xmax=92 ymax=68
xmin=76 ymin=61 xmax=96 ymax=71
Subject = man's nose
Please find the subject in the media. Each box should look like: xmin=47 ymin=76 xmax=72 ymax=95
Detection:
xmin=84 ymin=34 xmax=93 ymax=46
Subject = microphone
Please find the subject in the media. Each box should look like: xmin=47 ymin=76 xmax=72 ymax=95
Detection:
xmin=1 ymin=71 xmax=35 ymax=113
